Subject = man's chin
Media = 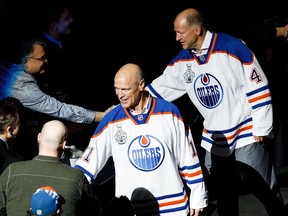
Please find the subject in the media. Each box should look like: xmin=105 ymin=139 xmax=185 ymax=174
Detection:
xmin=120 ymin=103 xmax=129 ymax=108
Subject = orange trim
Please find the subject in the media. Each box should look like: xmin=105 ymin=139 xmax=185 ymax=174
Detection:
xmin=248 ymin=92 xmax=271 ymax=103
xmin=159 ymin=194 xmax=188 ymax=207
xmin=181 ymin=170 xmax=203 ymax=178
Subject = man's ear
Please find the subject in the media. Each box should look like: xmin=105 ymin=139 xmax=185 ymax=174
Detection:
xmin=197 ymin=25 xmax=204 ymax=36
xmin=23 ymin=59 xmax=29 ymax=70
xmin=7 ymin=126 xmax=14 ymax=136
xmin=139 ymin=79 xmax=145 ymax=90
xmin=62 ymin=140 xmax=67 ymax=149
xmin=37 ymin=133 xmax=41 ymax=144
xmin=22 ymin=56 xmax=28 ymax=64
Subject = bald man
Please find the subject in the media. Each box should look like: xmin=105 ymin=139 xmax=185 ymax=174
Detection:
xmin=75 ymin=63 xmax=208 ymax=216
xmin=37 ymin=120 xmax=68 ymax=158
xmin=0 ymin=120 xmax=101 ymax=215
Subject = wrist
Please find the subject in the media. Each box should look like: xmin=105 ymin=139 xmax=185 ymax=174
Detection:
xmin=276 ymin=25 xmax=288 ymax=39
xmin=95 ymin=112 xmax=104 ymax=122
xmin=283 ymin=25 xmax=288 ymax=40
xmin=284 ymin=27 xmax=288 ymax=37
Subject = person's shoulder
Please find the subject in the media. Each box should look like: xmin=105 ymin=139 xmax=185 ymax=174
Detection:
xmin=0 ymin=159 xmax=29 ymax=174
xmin=4 ymin=150 xmax=23 ymax=161
xmin=215 ymin=32 xmax=250 ymax=52
xmin=101 ymin=104 xmax=125 ymax=122
xmin=154 ymin=96 xmax=176 ymax=106
xmin=59 ymin=162 xmax=86 ymax=176
xmin=5 ymin=63 xmax=26 ymax=81
xmin=216 ymin=32 xmax=241 ymax=42
xmin=154 ymin=97 xmax=181 ymax=113
xmin=173 ymin=49 xmax=193 ymax=63
xmin=0 ymin=140 xmax=7 ymax=151
xmin=1 ymin=152 xmax=22 ymax=172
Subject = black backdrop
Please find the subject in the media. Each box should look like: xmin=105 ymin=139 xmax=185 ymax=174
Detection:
xmin=0 ymin=0 xmax=286 ymax=147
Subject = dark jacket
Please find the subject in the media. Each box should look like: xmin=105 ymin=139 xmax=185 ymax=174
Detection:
xmin=0 ymin=139 xmax=22 ymax=174
xmin=0 ymin=155 xmax=101 ymax=216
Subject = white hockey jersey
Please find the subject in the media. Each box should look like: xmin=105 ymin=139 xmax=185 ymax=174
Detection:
xmin=75 ymin=97 xmax=208 ymax=215
xmin=146 ymin=31 xmax=273 ymax=157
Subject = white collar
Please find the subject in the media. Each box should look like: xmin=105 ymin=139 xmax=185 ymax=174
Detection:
xmin=191 ymin=30 xmax=213 ymax=56
xmin=129 ymin=95 xmax=152 ymax=116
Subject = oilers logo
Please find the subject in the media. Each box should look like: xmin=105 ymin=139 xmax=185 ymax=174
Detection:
xmin=194 ymin=73 xmax=223 ymax=108
xmin=128 ymin=135 xmax=165 ymax=171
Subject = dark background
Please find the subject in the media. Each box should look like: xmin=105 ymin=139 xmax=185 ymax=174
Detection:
xmin=0 ymin=0 xmax=286 ymax=143
xmin=1 ymin=2 xmax=287 ymax=209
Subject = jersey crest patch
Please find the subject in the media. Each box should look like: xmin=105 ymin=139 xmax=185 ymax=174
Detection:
xmin=194 ymin=73 xmax=223 ymax=108
xmin=128 ymin=135 xmax=165 ymax=171
xmin=183 ymin=63 xmax=195 ymax=83
xmin=114 ymin=124 xmax=127 ymax=145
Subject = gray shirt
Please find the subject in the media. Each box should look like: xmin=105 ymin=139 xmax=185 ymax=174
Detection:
xmin=9 ymin=64 xmax=95 ymax=123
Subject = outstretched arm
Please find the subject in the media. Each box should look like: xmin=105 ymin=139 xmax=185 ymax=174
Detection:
xmin=94 ymin=105 xmax=115 ymax=122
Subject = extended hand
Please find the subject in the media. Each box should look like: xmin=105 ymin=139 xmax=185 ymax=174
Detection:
xmin=94 ymin=105 xmax=116 ymax=122
xmin=190 ymin=208 xmax=203 ymax=216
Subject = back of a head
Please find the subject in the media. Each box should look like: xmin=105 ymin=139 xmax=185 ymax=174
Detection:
xmin=0 ymin=97 xmax=20 ymax=134
xmin=39 ymin=120 xmax=67 ymax=150
xmin=28 ymin=186 xmax=60 ymax=216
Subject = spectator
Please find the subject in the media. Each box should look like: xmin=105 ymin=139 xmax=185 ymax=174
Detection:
xmin=0 ymin=37 xmax=109 ymax=123
xmin=145 ymin=8 xmax=285 ymax=216
xmin=0 ymin=120 xmax=101 ymax=215
xmin=26 ymin=1 xmax=86 ymax=157
xmin=0 ymin=37 xmax=113 ymax=159
xmin=75 ymin=63 xmax=208 ymax=216
xmin=34 ymin=0 xmax=74 ymax=103
xmin=0 ymin=97 xmax=23 ymax=174
xmin=27 ymin=186 xmax=62 ymax=216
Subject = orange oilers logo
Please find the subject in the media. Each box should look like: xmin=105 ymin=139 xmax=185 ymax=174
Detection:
xmin=128 ymin=135 xmax=165 ymax=171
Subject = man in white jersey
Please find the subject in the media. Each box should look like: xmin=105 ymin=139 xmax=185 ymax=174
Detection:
xmin=145 ymin=8 xmax=286 ymax=216
xmin=75 ymin=63 xmax=208 ymax=216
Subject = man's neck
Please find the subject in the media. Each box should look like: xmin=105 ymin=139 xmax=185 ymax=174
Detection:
xmin=43 ymin=32 xmax=62 ymax=48
xmin=132 ymin=92 xmax=150 ymax=114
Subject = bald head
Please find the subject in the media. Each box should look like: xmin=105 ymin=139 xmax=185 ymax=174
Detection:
xmin=114 ymin=63 xmax=144 ymax=85
xmin=174 ymin=8 xmax=206 ymax=51
xmin=174 ymin=8 xmax=204 ymax=29
xmin=114 ymin=63 xmax=146 ymax=110
xmin=37 ymin=120 xmax=68 ymax=156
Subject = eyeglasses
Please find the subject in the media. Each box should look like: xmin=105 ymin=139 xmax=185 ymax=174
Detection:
xmin=29 ymin=55 xmax=47 ymax=62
